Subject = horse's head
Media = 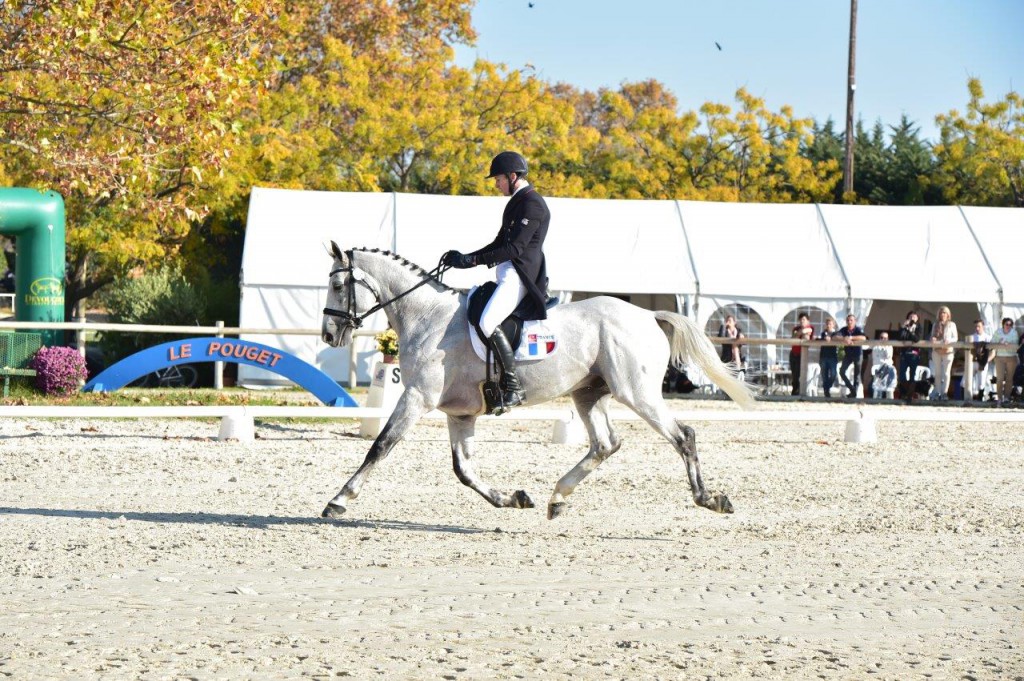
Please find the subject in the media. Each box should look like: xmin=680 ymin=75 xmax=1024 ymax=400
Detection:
xmin=321 ymin=242 xmax=378 ymax=348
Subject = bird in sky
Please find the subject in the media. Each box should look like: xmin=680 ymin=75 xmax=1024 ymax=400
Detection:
xmin=528 ymin=2 xmax=534 ymax=6
xmin=715 ymin=42 xmax=722 ymax=51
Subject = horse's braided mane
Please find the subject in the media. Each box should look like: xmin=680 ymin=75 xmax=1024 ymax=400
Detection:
xmin=351 ymin=247 xmax=458 ymax=294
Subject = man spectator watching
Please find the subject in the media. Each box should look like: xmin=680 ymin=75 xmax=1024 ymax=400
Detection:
xmin=838 ymin=314 xmax=867 ymax=399
xmin=819 ymin=318 xmax=840 ymax=398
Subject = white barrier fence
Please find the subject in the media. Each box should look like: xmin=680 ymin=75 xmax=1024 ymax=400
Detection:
xmin=1 ymin=319 xmax=1010 ymax=395
xmin=2 ymin=405 xmax=1021 ymax=445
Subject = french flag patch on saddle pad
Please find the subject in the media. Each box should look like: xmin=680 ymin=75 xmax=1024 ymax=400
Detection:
xmin=468 ymin=319 xmax=560 ymax=362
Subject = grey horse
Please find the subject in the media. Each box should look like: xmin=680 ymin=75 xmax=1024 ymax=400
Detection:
xmin=320 ymin=244 xmax=756 ymax=520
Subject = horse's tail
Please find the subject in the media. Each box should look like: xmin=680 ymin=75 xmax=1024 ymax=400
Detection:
xmin=654 ymin=311 xmax=758 ymax=410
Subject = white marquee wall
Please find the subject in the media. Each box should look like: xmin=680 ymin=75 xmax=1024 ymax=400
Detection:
xmin=239 ymin=188 xmax=1021 ymax=386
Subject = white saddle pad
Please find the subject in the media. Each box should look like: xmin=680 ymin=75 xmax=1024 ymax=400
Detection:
xmin=467 ymin=286 xmax=559 ymax=362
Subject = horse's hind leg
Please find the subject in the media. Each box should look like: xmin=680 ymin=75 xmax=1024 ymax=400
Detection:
xmin=618 ymin=391 xmax=732 ymax=514
xmin=448 ymin=415 xmax=534 ymax=509
xmin=547 ymin=384 xmax=622 ymax=520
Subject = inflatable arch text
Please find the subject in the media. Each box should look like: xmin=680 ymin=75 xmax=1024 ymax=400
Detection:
xmin=83 ymin=337 xmax=357 ymax=407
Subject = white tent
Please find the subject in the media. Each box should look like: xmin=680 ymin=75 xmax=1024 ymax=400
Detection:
xmin=239 ymin=188 xmax=394 ymax=386
xmin=818 ymin=204 xmax=1001 ymax=304
xmin=240 ymin=189 xmax=699 ymax=386
xmin=387 ymin=193 xmax=696 ymax=296
xmin=678 ymin=201 xmax=855 ymax=335
xmin=960 ymin=205 xmax=1024 ymax=326
xmin=239 ymin=187 xmax=1020 ymax=387
xmin=818 ymin=204 xmax=1005 ymax=337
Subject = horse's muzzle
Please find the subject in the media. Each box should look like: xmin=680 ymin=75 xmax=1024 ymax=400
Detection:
xmin=321 ymin=318 xmax=338 ymax=347
xmin=321 ymin=318 xmax=352 ymax=348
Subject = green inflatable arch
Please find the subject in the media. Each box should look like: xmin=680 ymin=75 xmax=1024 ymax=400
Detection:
xmin=0 ymin=188 xmax=66 ymax=345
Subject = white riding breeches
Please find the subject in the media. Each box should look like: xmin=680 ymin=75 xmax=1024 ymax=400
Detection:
xmin=480 ymin=262 xmax=527 ymax=337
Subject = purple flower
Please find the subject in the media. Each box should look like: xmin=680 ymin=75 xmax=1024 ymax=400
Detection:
xmin=29 ymin=346 xmax=88 ymax=396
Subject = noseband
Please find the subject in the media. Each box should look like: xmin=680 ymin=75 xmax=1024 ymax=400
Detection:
xmin=322 ymin=250 xmax=450 ymax=330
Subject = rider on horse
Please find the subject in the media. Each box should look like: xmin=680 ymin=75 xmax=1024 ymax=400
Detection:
xmin=442 ymin=151 xmax=551 ymax=412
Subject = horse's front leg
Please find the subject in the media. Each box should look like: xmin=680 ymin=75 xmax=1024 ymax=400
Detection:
xmin=448 ymin=415 xmax=534 ymax=509
xmin=321 ymin=389 xmax=431 ymax=518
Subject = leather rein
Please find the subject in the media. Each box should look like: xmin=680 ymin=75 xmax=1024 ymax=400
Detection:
xmin=322 ymin=250 xmax=451 ymax=329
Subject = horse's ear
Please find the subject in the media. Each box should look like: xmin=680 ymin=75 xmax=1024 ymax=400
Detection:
xmin=328 ymin=240 xmax=346 ymax=263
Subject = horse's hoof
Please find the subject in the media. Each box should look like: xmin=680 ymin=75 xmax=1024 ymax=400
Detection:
xmin=321 ymin=502 xmax=346 ymax=519
xmin=511 ymin=490 xmax=535 ymax=509
xmin=710 ymin=493 xmax=734 ymax=514
xmin=547 ymin=502 xmax=567 ymax=520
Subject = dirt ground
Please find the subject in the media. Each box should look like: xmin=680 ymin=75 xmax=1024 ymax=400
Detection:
xmin=1 ymin=400 xmax=1022 ymax=679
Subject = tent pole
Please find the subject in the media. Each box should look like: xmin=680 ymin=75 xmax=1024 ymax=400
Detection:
xmin=958 ymin=205 xmax=1002 ymax=324
xmin=816 ymin=203 xmax=854 ymax=313
xmin=674 ymin=201 xmax=700 ymax=317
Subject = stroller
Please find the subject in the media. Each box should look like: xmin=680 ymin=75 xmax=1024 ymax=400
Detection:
xmin=871 ymin=362 xmax=898 ymax=399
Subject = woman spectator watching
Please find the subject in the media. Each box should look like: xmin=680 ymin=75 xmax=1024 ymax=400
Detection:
xmin=789 ymin=313 xmax=814 ymax=396
xmin=718 ymin=315 xmax=745 ymax=372
xmin=929 ymin=306 xmax=958 ymax=401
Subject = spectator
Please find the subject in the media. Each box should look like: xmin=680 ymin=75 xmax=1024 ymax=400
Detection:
xmin=1015 ymin=334 xmax=1024 ymax=402
xmin=964 ymin=319 xmax=994 ymax=401
xmin=717 ymin=315 xmax=745 ymax=376
xmin=818 ymin=318 xmax=839 ymax=398
xmin=871 ymin=331 xmax=897 ymax=399
xmin=838 ymin=314 xmax=867 ymax=399
xmin=663 ymin=362 xmax=696 ymax=394
xmin=991 ymin=317 xmax=1020 ymax=406
xmin=895 ymin=310 xmax=923 ymax=402
xmin=789 ymin=313 xmax=814 ymax=396
xmin=929 ymin=305 xmax=958 ymax=401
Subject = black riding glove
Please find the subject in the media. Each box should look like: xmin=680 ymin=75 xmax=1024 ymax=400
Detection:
xmin=443 ymin=250 xmax=476 ymax=269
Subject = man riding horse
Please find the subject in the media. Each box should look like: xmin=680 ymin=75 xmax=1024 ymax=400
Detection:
xmin=442 ymin=151 xmax=551 ymax=414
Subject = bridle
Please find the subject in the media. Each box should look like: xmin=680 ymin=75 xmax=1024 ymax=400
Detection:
xmin=322 ymin=249 xmax=450 ymax=330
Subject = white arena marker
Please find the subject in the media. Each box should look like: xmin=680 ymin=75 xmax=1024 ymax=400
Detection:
xmin=844 ymin=412 xmax=877 ymax=443
xmin=551 ymin=410 xmax=587 ymax=445
xmin=218 ymin=413 xmax=255 ymax=442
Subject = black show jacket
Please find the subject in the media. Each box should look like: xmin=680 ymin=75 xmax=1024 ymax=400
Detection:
xmin=468 ymin=186 xmax=550 ymax=321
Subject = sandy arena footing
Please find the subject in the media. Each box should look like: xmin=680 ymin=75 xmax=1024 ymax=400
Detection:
xmin=1 ymin=400 xmax=1021 ymax=679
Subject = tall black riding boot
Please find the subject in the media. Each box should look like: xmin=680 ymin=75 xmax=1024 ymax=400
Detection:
xmin=487 ymin=327 xmax=526 ymax=412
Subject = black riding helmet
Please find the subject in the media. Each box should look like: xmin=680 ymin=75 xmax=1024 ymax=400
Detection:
xmin=486 ymin=151 xmax=528 ymax=178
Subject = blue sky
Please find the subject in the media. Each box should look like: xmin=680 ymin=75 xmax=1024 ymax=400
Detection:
xmin=455 ymin=0 xmax=1023 ymax=142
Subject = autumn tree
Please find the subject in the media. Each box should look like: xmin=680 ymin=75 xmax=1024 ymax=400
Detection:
xmin=934 ymin=78 xmax=1024 ymax=207
xmin=553 ymin=84 xmax=839 ymax=202
xmin=0 ymin=0 xmax=276 ymax=315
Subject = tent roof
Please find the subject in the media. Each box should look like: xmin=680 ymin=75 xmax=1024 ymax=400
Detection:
xmin=244 ymin=188 xmax=699 ymax=295
xmin=959 ymin=205 xmax=1024 ymax=304
xmin=543 ymin=197 xmax=695 ymax=294
xmin=818 ymin=205 xmax=1000 ymax=303
xmin=243 ymin=187 xmax=1018 ymax=306
xmin=393 ymin=193 xmax=696 ymax=294
xmin=242 ymin=187 xmax=394 ymax=287
xmin=391 ymin=192 xmax=512 ymax=291
xmin=678 ymin=201 xmax=849 ymax=300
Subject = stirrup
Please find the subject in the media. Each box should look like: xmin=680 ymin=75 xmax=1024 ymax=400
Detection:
xmin=499 ymin=387 xmax=526 ymax=412
xmin=482 ymin=380 xmax=525 ymax=416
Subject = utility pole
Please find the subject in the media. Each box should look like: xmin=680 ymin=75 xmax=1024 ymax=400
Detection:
xmin=843 ymin=0 xmax=858 ymax=197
